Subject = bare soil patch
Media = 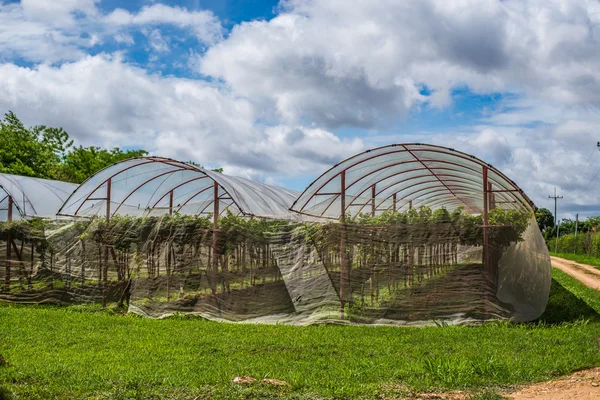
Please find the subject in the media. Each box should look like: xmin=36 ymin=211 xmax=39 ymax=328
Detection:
xmin=551 ymin=256 xmax=600 ymax=290
xmin=505 ymin=367 xmax=600 ymax=400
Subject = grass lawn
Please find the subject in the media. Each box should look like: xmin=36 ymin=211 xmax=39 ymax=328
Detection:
xmin=0 ymin=269 xmax=599 ymax=400
xmin=550 ymin=252 xmax=600 ymax=270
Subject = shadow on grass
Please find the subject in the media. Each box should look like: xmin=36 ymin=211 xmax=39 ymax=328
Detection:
xmin=536 ymin=278 xmax=600 ymax=325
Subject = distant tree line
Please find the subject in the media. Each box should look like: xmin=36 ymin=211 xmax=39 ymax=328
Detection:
xmin=0 ymin=111 xmax=221 ymax=183
xmin=0 ymin=111 xmax=147 ymax=183
xmin=536 ymin=206 xmax=600 ymax=241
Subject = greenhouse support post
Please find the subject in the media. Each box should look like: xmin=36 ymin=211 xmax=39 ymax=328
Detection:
xmin=482 ymin=165 xmax=490 ymax=308
xmin=371 ymin=184 xmax=376 ymax=216
xmin=340 ymin=170 xmax=347 ymax=319
xmin=106 ymin=178 xmax=111 ymax=222
xmin=4 ymin=195 xmax=13 ymax=291
xmin=212 ymin=181 xmax=219 ymax=295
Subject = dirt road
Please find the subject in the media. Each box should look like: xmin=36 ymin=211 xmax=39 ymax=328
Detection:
xmin=550 ymin=256 xmax=600 ymax=290
xmin=505 ymin=367 xmax=600 ymax=399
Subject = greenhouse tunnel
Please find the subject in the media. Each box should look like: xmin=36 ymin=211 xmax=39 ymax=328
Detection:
xmin=1 ymin=147 xmax=551 ymax=324
xmin=0 ymin=173 xmax=78 ymax=292
xmin=0 ymin=173 xmax=77 ymax=221
xmin=291 ymin=143 xmax=552 ymax=322
xmin=57 ymin=157 xmax=299 ymax=220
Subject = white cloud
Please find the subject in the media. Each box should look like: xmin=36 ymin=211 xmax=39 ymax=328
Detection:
xmin=20 ymin=0 xmax=99 ymax=26
xmin=4 ymin=0 xmax=600 ymax=215
xmin=105 ymin=4 xmax=223 ymax=44
xmin=0 ymin=55 xmax=362 ymax=183
xmin=0 ymin=1 xmax=222 ymax=64
xmin=147 ymin=29 xmax=169 ymax=53
xmin=200 ymin=0 xmax=600 ymax=130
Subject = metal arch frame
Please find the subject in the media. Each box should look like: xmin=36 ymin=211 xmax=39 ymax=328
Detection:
xmin=150 ymin=176 xmax=210 ymax=208
xmin=0 ymin=177 xmax=34 ymax=218
xmin=0 ymin=188 xmax=22 ymax=220
xmin=374 ymin=172 xmax=484 ymax=196
xmin=111 ymin=167 xmax=191 ymax=216
xmin=351 ymin=184 xmax=476 ymax=217
xmin=175 ymin=184 xmax=217 ymax=213
xmin=402 ymin=145 xmax=475 ymax=212
xmin=341 ymin=165 xmax=503 ymax=208
xmin=58 ymin=157 xmax=189 ymax=217
xmin=297 ymin=148 xmax=527 ymax=214
xmin=344 ymin=180 xmax=479 ymax=217
xmin=57 ymin=157 xmax=243 ymax=220
xmin=374 ymin=178 xmax=519 ymax=213
xmin=344 ymin=173 xmax=487 ymax=215
xmin=290 ymin=143 xmax=534 ymax=219
xmin=304 ymin=163 xmax=516 ymax=218
xmin=344 ymin=160 xmax=515 ymax=199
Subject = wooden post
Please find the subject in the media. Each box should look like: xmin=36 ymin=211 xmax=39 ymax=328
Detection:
xmin=392 ymin=193 xmax=397 ymax=213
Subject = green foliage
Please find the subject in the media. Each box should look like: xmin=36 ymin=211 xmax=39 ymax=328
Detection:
xmin=549 ymin=230 xmax=600 ymax=258
xmin=0 ymin=111 xmax=147 ymax=183
xmin=0 ymin=111 xmax=71 ymax=179
xmin=1 ymin=273 xmax=599 ymax=399
xmin=54 ymin=146 xmax=148 ymax=183
xmin=535 ymin=208 xmax=554 ymax=234
xmin=0 ymin=111 xmax=226 ymax=184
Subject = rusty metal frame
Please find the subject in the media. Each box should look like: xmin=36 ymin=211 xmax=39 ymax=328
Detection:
xmin=0 ymin=178 xmax=33 ymax=218
xmin=291 ymin=144 xmax=533 ymax=219
xmin=150 ymin=176 xmax=209 ymax=208
xmin=176 ymin=184 xmax=216 ymax=212
xmin=57 ymin=157 xmax=252 ymax=221
xmin=111 ymin=167 xmax=189 ymax=216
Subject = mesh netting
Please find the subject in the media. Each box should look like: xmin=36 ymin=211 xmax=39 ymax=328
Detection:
xmin=0 ymin=207 xmax=551 ymax=325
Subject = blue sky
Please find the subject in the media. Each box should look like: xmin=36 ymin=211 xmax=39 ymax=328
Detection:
xmin=1 ymin=0 xmax=600 ymax=217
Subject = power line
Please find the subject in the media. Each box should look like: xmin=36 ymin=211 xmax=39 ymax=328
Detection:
xmin=583 ymin=142 xmax=600 ymax=190
xmin=582 ymin=146 xmax=598 ymax=177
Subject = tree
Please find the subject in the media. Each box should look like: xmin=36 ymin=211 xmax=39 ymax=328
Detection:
xmin=0 ymin=111 xmax=71 ymax=179
xmin=0 ymin=111 xmax=149 ymax=184
xmin=55 ymin=146 xmax=148 ymax=183
xmin=535 ymin=208 xmax=554 ymax=233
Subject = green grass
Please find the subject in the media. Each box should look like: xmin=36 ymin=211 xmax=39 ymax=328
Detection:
xmin=550 ymin=252 xmax=600 ymax=270
xmin=0 ymin=269 xmax=599 ymax=400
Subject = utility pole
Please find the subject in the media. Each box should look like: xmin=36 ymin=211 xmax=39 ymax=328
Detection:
xmin=549 ymin=187 xmax=563 ymax=253
xmin=549 ymin=187 xmax=563 ymax=227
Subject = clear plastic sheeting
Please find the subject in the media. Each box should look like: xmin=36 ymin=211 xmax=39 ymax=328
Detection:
xmin=0 ymin=144 xmax=552 ymax=325
xmin=0 ymin=210 xmax=551 ymax=325
xmin=291 ymin=144 xmax=534 ymax=219
xmin=0 ymin=173 xmax=77 ymax=220
xmin=58 ymin=157 xmax=299 ymax=219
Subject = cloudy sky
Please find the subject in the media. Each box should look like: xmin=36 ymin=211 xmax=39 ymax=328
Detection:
xmin=1 ymin=0 xmax=600 ymax=218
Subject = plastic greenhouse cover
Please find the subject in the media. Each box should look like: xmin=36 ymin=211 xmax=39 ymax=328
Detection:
xmin=291 ymin=144 xmax=534 ymax=219
xmin=58 ymin=157 xmax=301 ymax=219
xmin=0 ymin=173 xmax=78 ymax=220
xmin=0 ymin=145 xmax=552 ymax=326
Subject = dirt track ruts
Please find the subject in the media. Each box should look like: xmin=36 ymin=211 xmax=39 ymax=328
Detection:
xmin=550 ymin=256 xmax=600 ymax=290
